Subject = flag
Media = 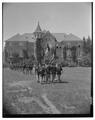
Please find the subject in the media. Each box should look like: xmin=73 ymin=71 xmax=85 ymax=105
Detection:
xmin=45 ymin=44 xmax=50 ymax=55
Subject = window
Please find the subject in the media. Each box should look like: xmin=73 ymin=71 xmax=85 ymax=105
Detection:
xmin=19 ymin=42 xmax=23 ymax=46
xmin=9 ymin=42 xmax=12 ymax=46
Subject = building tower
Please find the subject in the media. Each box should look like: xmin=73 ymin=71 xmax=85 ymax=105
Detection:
xmin=33 ymin=22 xmax=43 ymax=65
xmin=33 ymin=21 xmax=42 ymax=39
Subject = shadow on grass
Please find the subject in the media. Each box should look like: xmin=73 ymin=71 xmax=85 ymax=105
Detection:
xmin=40 ymin=80 xmax=69 ymax=85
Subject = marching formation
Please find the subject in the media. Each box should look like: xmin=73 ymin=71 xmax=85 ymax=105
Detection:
xmin=35 ymin=64 xmax=63 ymax=83
xmin=8 ymin=62 xmax=63 ymax=84
xmin=9 ymin=62 xmax=34 ymax=74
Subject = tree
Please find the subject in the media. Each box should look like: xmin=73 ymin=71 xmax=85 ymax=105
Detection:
xmin=83 ymin=36 xmax=86 ymax=54
xmin=36 ymin=38 xmax=44 ymax=65
xmin=83 ymin=36 xmax=91 ymax=54
xmin=86 ymin=36 xmax=91 ymax=53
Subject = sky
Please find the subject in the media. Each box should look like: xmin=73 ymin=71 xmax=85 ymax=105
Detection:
xmin=3 ymin=2 xmax=92 ymax=41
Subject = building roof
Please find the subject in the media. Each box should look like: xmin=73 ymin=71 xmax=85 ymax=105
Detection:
xmin=5 ymin=33 xmax=36 ymax=42
xmin=34 ymin=21 xmax=42 ymax=32
xmin=6 ymin=33 xmax=21 ymax=42
xmin=53 ymin=33 xmax=82 ymax=42
xmin=21 ymin=33 xmax=35 ymax=42
xmin=64 ymin=33 xmax=81 ymax=41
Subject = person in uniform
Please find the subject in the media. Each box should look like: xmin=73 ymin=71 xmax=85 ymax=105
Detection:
xmin=56 ymin=64 xmax=62 ymax=82
xmin=46 ymin=64 xmax=51 ymax=83
xmin=51 ymin=64 xmax=56 ymax=82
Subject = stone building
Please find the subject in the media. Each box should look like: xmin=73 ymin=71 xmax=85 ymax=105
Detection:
xmin=4 ymin=22 xmax=57 ymax=64
xmin=4 ymin=33 xmax=35 ymax=63
xmin=4 ymin=22 xmax=84 ymax=65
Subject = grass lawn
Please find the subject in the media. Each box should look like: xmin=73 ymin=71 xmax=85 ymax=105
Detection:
xmin=3 ymin=67 xmax=92 ymax=115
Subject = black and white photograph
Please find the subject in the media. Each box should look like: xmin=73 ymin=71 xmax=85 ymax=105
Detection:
xmin=2 ymin=2 xmax=93 ymax=117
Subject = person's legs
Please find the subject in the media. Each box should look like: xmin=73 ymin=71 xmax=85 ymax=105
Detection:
xmin=48 ymin=74 xmax=50 ymax=82
xmin=58 ymin=74 xmax=61 ymax=82
xmin=46 ymin=74 xmax=48 ymax=83
xmin=37 ymin=73 xmax=40 ymax=83
xmin=52 ymin=74 xmax=55 ymax=82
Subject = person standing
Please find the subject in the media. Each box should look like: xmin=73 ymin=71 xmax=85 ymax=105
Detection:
xmin=51 ymin=64 xmax=56 ymax=82
xmin=56 ymin=64 xmax=62 ymax=82
xmin=46 ymin=64 xmax=51 ymax=83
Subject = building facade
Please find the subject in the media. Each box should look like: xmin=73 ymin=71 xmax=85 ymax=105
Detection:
xmin=4 ymin=22 xmax=84 ymax=66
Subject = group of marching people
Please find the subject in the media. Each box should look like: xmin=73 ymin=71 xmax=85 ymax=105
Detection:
xmin=8 ymin=61 xmax=63 ymax=83
xmin=9 ymin=62 xmax=33 ymax=74
xmin=35 ymin=63 xmax=63 ymax=83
